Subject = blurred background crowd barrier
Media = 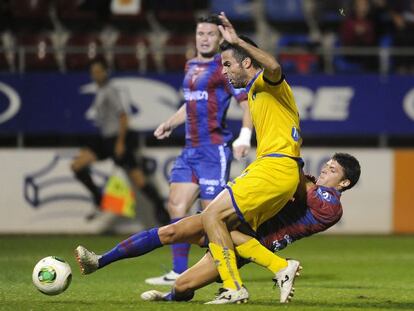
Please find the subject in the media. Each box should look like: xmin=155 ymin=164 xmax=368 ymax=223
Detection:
xmin=0 ymin=0 xmax=413 ymax=234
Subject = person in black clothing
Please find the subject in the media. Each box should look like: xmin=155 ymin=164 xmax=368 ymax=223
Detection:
xmin=71 ymin=58 xmax=170 ymax=224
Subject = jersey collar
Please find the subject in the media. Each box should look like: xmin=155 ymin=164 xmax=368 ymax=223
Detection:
xmin=319 ymin=185 xmax=342 ymax=198
xmin=245 ymin=69 xmax=263 ymax=93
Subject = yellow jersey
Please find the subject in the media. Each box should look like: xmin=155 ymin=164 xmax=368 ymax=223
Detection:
xmin=247 ymin=71 xmax=301 ymax=158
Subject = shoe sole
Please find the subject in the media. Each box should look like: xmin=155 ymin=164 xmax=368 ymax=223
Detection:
xmin=284 ymin=264 xmax=302 ymax=303
xmin=74 ymin=247 xmax=87 ymax=275
xmin=205 ymin=298 xmax=248 ymax=305
xmin=141 ymin=290 xmax=166 ymax=301
xmin=236 ymin=298 xmax=248 ymax=304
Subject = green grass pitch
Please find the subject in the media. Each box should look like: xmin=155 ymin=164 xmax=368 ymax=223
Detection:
xmin=1 ymin=235 xmax=414 ymax=311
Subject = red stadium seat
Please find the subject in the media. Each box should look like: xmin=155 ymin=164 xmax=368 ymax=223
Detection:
xmin=10 ymin=0 xmax=52 ymax=30
xmin=65 ymin=33 xmax=102 ymax=71
xmin=147 ymin=0 xmax=197 ymax=32
xmin=164 ymin=34 xmax=195 ymax=72
xmin=150 ymin=0 xmax=197 ymax=23
xmin=17 ymin=33 xmax=58 ymax=71
xmin=113 ymin=34 xmax=154 ymax=71
xmin=55 ymin=0 xmax=99 ymax=31
xmin=10 ymin=0 xmax=50 ymax=18
xmin=279 ymin=53 xmax=320 ymax=74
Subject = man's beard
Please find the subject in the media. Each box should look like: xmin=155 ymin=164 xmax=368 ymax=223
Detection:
xmin=232 ymin=80 xmax=244 ymax=88
xmin=231 ymin=73 xmax=248 ymax=88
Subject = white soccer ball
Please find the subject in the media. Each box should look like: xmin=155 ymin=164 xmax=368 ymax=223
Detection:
xmin=32 ymin=256 xmax=72 ymax=295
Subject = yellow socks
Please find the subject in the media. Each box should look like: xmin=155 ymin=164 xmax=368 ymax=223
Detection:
xmin=209 ymin=242 xmax=243 ymax=290
xmin=208 ymin=239 xmax=287 ymax=290
xmin=236 ymin=238 xmax=288 ymax=274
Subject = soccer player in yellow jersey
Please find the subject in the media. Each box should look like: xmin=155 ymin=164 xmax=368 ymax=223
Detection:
xmin=200 ymin=12 xmax=303 ymax=304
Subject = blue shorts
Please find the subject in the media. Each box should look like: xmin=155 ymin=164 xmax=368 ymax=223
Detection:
xmin=170 ymin=144 xmax=232 ymax=200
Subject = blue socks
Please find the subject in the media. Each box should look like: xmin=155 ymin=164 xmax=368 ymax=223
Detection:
xmin=98 ymin=228 xmax=162 ymax=268
xmin=172 ymin=242 xmax=191 ymax=273
xmin=96 ymin=220 xmax=190 ymax=273
xmin=171 ymin=218 xmax=190 ymax=274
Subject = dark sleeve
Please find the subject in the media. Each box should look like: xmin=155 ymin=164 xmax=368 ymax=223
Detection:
xmin=263 ymin=73 xmax=285 ymax=86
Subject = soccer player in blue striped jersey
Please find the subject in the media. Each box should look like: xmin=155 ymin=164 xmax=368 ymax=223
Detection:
xmin=147 ymin=14 xmax=252 ymax=285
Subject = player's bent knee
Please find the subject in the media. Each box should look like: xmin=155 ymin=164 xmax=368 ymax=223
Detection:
xmin=201 ymin=207 xmax=221 ymax=226
xmin=167 ymin=201 xmax=188 ymax=218
xmin=157 ymin=224 xmax=178 ymax=244
xmin=174 ymin=276 xmax=191 ymax=293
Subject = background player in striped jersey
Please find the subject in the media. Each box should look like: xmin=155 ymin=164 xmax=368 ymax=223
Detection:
xmin=146 ymin=14 xmax=252 ymax=285
xmin=139 ymin=152 xmax=361 ymax=303
xmin=75 ymin=153 xmax=360 ymax=303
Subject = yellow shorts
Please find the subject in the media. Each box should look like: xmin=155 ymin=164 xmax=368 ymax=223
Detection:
xmin=226 ymin=156 xmax=300 ymax=231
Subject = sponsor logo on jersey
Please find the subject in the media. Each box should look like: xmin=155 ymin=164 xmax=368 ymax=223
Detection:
xmin=199 ymin=178 xmax=220 ymax=186
xmin=317 ymin=188 xmax=332 ymax=201
xmin=291 ymin=126 xmax=300 ymax=142
xmin=183 ymin=89 xmax=208 ymax=101
xmin=272 ymin=234 xmax=292 ymax=251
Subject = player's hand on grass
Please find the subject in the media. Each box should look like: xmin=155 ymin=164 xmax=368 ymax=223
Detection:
xmin=218 ymin=12 xmax=240 ymax=45
xmin=154 ymin=122 xmax=173 ymax=140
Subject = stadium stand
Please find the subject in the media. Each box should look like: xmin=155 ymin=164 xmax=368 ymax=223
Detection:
xmin=65 ymin=32 xmax=103 ymax=71
xmin=113 ymin=33 xmax=153 ymax=72
xmin=17 ymin=32 xmax=58 ymax=71
xmin=56 ymin=0 xmax=100 ymax=31
xmin=0 ymin=31 xmax=15 ymax=72
xmin=276 ymin=34 xmax=320 ymax=74
xmin=10 ymin=0 xmax=52 ymax=31
xmin=164 ymin=34 xmax=195 ymax=72
xmin=0 ymin=0 xmax=409 ymax=75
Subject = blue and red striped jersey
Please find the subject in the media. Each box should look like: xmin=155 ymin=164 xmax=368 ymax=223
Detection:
xmin=183 ymin=54 xmax=247 ymax=147
xmin=257 ymin=183 xmax=343 ymax=252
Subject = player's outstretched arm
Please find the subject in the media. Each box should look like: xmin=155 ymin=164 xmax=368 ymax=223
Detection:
xmin=218 ymin=12 xmax=282 ymax=83
xmin=154 ymin=104 xmax=187 ymax=140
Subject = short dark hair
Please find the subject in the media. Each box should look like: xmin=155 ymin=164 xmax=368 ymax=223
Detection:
xmin=219 ymin=35 xmax=261 ymax=68
xmin=90 ymin=57 xmax=108 ymax=70
xmin=332 ymin=153 xmax=361 ymax=192
xmin=197 ymin=14 xmax=222 ymax=26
